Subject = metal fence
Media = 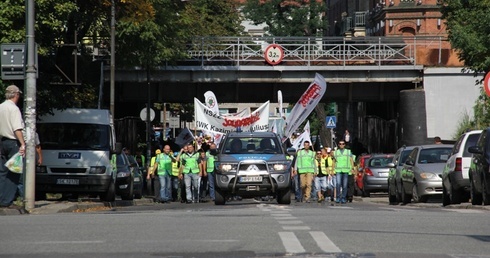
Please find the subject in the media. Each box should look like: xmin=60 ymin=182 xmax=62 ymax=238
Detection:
xmin=184 ymin=36 xmax=447 ymax=68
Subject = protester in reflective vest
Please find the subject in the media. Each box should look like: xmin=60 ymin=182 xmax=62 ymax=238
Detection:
xmin=325 ymin=147 xmax=336 ymax=202
xmin=347 ymin=154 xmax=357 ymax=202
xmin=293 ymin=141 xmax=317 ymax=203
xmin=333 ymin=140 xmax=355 ymax=204
xmin=146 ymin=149 xmax=161 ymax=198
xmin=181 ymin=144 xmax=200 ymax=203
xmin=152 ymin=145 xmax=174 ymax=203
xmin=170 ymin=153 xmax=181 ymax=202
xmin=314 ymin=149 xmax=329 ymax=202
xmin=204 ymin=143 xmax=217 ymax=201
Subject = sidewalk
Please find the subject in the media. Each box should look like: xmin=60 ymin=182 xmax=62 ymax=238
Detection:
xmin=0 ymin=197 xmax=154 ymax=216
xmin=358 ymin=195 xmax=490 ymax=210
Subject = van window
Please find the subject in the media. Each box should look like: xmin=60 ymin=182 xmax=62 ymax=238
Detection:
xmin=38 ymin=123 xmax=111 ymax=151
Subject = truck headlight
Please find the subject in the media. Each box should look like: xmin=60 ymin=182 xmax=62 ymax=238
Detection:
xmin=36 ymin=166 xmax=47 ymax=173
xmin=219 ymin=164 xmax=236 ymax=172
xmin=89 ymin=166 xmax=106 ymax=174
xmin=269 ymin=163 xmax=288 ymax=171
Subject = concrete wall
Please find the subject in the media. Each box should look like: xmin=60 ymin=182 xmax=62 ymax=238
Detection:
xmin=424 ymin=67 xmax=481 ymax=141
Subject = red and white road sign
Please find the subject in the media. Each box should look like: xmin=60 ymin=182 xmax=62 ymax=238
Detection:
xmin=485 ymin=72 xmax=490 ymax=97
xmin=264 ymin=44 xmax=284 ymax=65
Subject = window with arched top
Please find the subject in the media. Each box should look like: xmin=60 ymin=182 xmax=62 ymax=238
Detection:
xmin=399 ymin=26 xmax=416 ymax=36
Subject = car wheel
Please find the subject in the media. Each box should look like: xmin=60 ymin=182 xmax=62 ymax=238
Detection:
xmin=100 ymin=180 xmax=116 ymax=202
xmin=442 ymin=184 xmax=450 ymax=206
xmin=277 ymin=188 xmax=291 ymax=205
xmin=449 ymin=184 xmax=462 ymax=205
xmin=482 ymin=176 xmax=490 ymax=205
xmin=134 ymin=184 xmax=143 ymax=199
xmin=412 ymin=182 xmax=428 ymax=203
xmin=395 ymin=182 xmax=402 ymax=203
xmin=388 ymin=183 xmax=397 ymax=205
xmin=470 ymin=177 xmax=482 ymax=205
xmin=121 ymin=180 xmax=134 ymax=201
xmin=401 ymin=183 xmax=411 ymax=204
xmin=214 ymin=188 xmax=226 ymax=205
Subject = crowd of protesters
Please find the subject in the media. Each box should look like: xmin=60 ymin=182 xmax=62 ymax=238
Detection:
xmin=130 ymin=129 xmax=360 ymax=205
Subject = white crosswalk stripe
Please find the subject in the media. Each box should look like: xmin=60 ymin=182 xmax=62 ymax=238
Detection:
xmin=310 ymin=231 xmax=342 ymax=253
xmin=278 ymin=232 xmax=305 ymax=254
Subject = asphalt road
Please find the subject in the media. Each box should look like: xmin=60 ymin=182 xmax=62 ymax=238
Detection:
xmin=1 ymin=194 xmax=490 ymax=258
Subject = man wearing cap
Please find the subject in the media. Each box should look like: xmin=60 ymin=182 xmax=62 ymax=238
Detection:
xmin=0 ymin=85 xmax=26 ymax=208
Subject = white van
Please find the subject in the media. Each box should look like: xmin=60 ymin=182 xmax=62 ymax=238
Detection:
xmin=36 ymin=109 xmax=119 ymax=202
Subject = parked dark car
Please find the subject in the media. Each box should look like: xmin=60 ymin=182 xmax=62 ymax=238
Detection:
xmin=442 ymin=130 xmax=481 ymax=206
xmin=468 ymin=128 xmax=490 ymax=205
xmin=387 ymin=146 xmax=415 ymax=204
xmin=115 ymin=152 xmax=143 ymax=200
xmin=126 ymin=154 xmax=143 ymax=199
xmin=399 ymin=144 xmax=453 ymax=203
xmin=362 ymin=154 xmax=394 ymax=197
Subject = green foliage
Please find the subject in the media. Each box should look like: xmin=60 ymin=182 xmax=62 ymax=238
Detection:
xmin=242 ymin=0 xmax=327 ymax=37
xmin=441 ymin=0 xmax=490 ymax=73
xmin=451 ymin=110 xmax=473 ymax=140
xmin=0 ymin=0 xmax=243 ymax=115
xmin=442 ymin=1 xmax=490 ymax=133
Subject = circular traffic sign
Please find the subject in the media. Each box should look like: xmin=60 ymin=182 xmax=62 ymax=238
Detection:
xmin=485 ymin=71 xmax=490 ymax=97
xmin=140 ymin=108 xmax=155 ymax=122
xmin=264 ymin=44 xmax=284 ymax=65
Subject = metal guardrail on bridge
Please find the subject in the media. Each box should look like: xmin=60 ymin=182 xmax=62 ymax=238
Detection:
xmin=184 ymin=36 xmax=446 ymax=68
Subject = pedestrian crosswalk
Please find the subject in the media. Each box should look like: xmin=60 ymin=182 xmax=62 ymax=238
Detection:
xmin=258 ymin=204 xmax=343 ymax=254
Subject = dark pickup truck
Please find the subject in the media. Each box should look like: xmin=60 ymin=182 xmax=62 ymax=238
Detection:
xmin=213 ymin=131 xmax=295 ymax=205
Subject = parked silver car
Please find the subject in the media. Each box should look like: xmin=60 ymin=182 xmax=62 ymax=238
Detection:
xmin=362 ymin=154 xmax=394 ymax=197
xmin=442 ymin=130 xmax=481 ymax=206
xmin=400 ymin=144 xmax=453 ymax=203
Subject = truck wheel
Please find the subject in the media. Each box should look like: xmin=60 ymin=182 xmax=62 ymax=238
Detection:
xmin=388 ymin=184 xmax=397 ymax=205
xmin=442 ymin=184 xmax=450 ymax=206
xmin=401 ymin=183 xmax=411 ymax=204
xmin=470 ymin=178 xmax=482 ymax=205
xmin=482 ymin=177 xmax=490 ymax=205
xmin=100 ymin=180 xmax=116 ymax=202
xmin=277 ymin=188 xmax=291 ymax=205
xmin=450 ymin=185 xmax=462 ymax=205
xmin=214 ymin=188 xmax=226 ymax=205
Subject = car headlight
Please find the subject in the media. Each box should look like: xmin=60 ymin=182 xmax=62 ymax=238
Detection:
xmin=89 ymin=166 xmax=106 ymax=174
xmin=117 ymin=172 xmax=131 ymax=178
xmin=419 ymin=172 xmax=437 ymax=179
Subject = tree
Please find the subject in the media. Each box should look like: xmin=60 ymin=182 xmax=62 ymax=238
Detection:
xmin=242 ymin=0 xmax=327 ymax=37
xmin=441 ymin=1 xmax=490 ymax=136
xmin=441 ymin=0 xmax=490 ymax=73
xmin=0 ymin=0 xmax=243 ymax=115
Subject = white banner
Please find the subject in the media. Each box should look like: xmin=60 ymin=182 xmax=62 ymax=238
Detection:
xmin=278 ymin=90 xmax=284 ymax=119
xmin=284 ymin=73 xmax=327 ymax=138
xmin=194 ymin=98 xmax=270 ymax=133
xmin=291 ymin=121 xmax=312 ymax=150
xmin=204 ymin=91 xmax=220 ymax=114
xmin=175 ymin=128 xmax=195 ymax=147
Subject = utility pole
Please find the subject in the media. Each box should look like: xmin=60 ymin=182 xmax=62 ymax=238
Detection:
xmin=24 ymin=0 xmax=37 ymax=211
xmin=110 ymin=0 xmax=115 ymax=117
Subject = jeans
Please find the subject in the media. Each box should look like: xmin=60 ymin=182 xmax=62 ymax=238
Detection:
xmin=158 ymin=174 xmax=171 ymax=202
xmin=336 ymin=172 xmax=349 ymax=203
xmin=207 ymin=172 xmax=215 ymax=200
xmin=310 ymin=176 xmax=317 ymax=200
xmin=292 ymin=174 xmax=301 ymax=201
xmin=0 ymin=139 xmax=21 ymax=207
xmin=171 ymin=175 xmax=180 ymax=201
xmin=315 ymin=176 xmax=328 ymax=193
xmin=184 ymin=173 xmax=200 ymax=202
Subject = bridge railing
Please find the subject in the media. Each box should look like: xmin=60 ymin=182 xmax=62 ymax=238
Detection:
xmin=184 ymin=36 xmax=447 ymax=68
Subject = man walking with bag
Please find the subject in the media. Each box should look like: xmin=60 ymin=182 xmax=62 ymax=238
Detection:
xmin=0 ymin=85 xmax=26 ymax=209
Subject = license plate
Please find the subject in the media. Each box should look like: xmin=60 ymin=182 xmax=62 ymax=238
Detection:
xmin=378 ymin=172 xmax=388 ymax=177
xmin=57 ymin=179 xmax=79 ymax=185
xmin=240 ymin=176 xmax=263 ymax=182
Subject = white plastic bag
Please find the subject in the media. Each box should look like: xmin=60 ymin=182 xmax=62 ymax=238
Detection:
xmin=5 ymin=152 xmax=23 ymax=174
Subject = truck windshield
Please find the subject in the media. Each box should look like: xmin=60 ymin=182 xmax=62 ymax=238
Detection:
xmin=38 ymin=123 xmax=111 ymax=151
xmin=224 ymin=137 xmax=281 ymax=154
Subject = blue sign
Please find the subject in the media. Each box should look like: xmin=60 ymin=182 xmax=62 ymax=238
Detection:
xmin=326 ymin=116 xmax=336 ymax=128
